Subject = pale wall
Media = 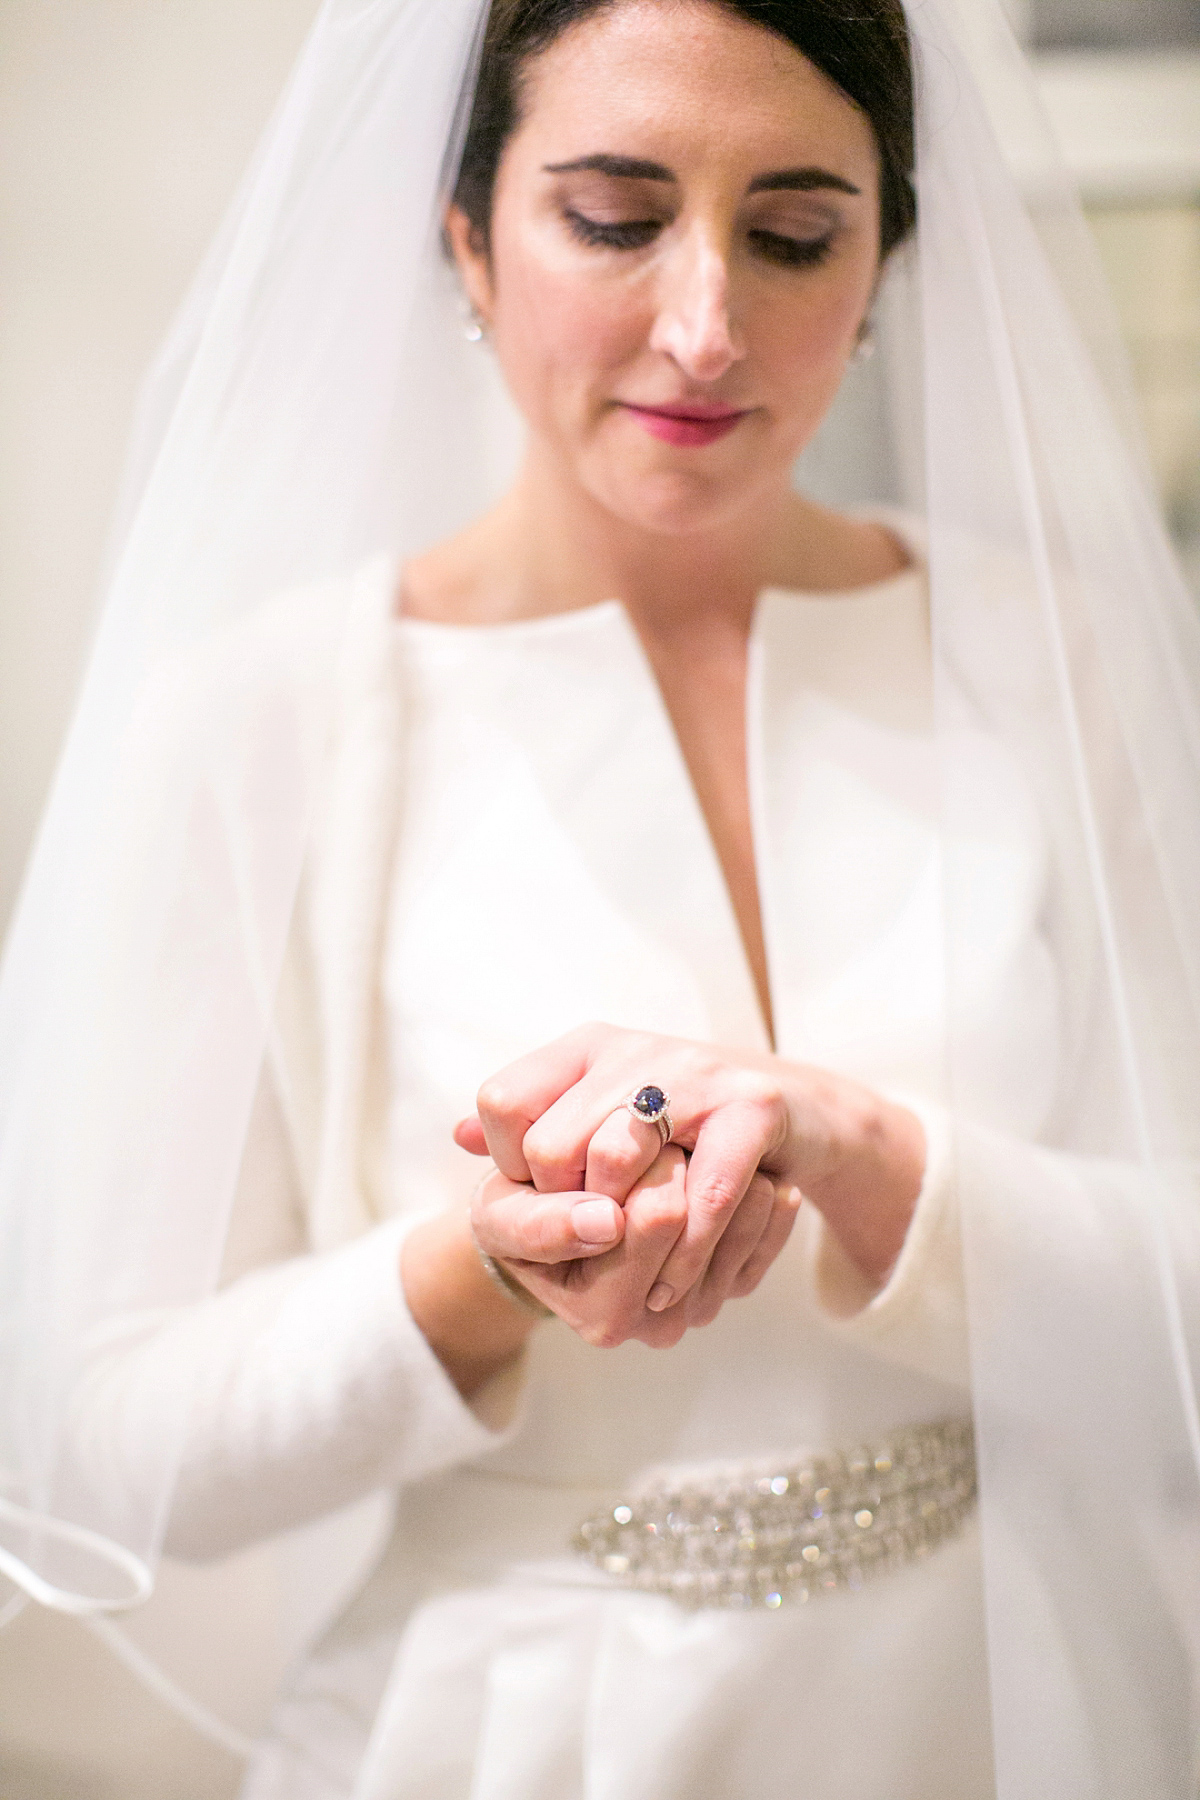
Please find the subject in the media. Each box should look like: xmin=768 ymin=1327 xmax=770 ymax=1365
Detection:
xmin=0 ymin=0 xmax=319 ymax=935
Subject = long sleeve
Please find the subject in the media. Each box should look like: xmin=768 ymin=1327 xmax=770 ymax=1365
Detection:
xmin=67 ymin=567 xmax=528 ymax=1564
xmin=802 ymin=1098 xmax=1200 ymax=1398
xmin=90 ymin=1222 xmax=524 ymax=1562
xmin=74 ymin=1063 xmax=526 ymax=1564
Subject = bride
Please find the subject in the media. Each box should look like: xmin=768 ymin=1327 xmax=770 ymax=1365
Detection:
xmin=3 ymin=0 xmax=1199 ymax=1795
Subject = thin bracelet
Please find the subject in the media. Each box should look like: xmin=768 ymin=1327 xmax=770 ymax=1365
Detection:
xmin=470 ymin=1227 xmax=555 ymax=1320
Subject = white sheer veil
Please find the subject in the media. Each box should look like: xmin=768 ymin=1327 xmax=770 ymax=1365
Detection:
xmin=2 ymin=0 xmax=1199 ymax=1790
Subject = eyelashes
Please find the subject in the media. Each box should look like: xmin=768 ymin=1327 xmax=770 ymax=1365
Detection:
xmin=562 ymin=209 xmax=835 ymax=269
xmin=563 ymin=210 xmax=661 ymax=251
xmin=746 ymin=227 xmax=834 ymax=269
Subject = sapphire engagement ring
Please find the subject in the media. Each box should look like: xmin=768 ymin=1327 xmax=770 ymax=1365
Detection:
xmin=623 ymin=1085 xmax=673 ymax=1149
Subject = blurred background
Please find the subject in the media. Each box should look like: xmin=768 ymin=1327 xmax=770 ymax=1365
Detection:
xmin=0 ymin=2 xmax=1198 ymax=1795
xmin=1028 ymin=0 xmax=1200 ymax=595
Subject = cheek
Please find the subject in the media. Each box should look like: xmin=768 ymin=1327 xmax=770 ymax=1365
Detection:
xmin=755 ymin=270 xmax=874 ymax=437
xmin=490 ymin=241 xmax=645 ymax=433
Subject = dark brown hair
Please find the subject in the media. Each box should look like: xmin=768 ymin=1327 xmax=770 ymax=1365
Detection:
xmin=453 ymin=0 xmax=916 ymax=259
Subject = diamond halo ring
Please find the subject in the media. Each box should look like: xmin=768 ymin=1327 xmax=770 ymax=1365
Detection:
xmin=623 ymin=1085 xmax=673 ymax=1149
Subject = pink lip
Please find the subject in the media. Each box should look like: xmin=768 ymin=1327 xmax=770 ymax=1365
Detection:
xmin=620 ymin=402 xmax=748 ymax=448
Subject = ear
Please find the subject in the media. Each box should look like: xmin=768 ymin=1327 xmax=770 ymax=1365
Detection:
xmin=444 ymin=202 xmax=495 ymax=328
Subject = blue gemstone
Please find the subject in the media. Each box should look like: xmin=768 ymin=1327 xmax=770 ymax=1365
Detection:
xmin=633 ymin=1086 xmax=666 ymax=1118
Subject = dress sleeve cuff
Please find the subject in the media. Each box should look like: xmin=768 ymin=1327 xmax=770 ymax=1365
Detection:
xmin=801 ymin=1098 xmax=971 ymax=1389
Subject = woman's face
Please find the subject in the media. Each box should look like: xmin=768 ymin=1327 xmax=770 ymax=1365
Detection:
xmin=448 ymin=0 xmax=883 ymax=539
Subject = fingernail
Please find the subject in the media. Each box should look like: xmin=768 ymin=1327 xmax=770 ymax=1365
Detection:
xmin=572 ymin=1199 xmax=621 ymax=1244
xmin=647 ymin=1282 xmax=675 ymax=1312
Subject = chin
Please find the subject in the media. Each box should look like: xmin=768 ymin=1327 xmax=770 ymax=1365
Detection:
xmin=582 ymin=442 xmax=770 ymax=532
xmin=591 ymin=460 xmax=773 ymax=540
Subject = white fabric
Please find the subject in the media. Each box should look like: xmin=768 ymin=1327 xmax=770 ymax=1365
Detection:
xmin=67 ymin=532 xmax=1050 ymax=1796
xmin=82 ymin=1217 xmax=521 ymax=1564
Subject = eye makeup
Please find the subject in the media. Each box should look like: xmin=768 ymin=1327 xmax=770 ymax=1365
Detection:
xmin=563 ymin=210 xmax=663 ymax=250
xmin=545 ymin=155 xmax=856 ymax=269
xmin=560 ymin=205 xmax=840 ymax=268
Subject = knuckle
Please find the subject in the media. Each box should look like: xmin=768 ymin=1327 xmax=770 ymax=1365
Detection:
xmin=526 ymin=1211 xmax=565 ymax=1259
xmin=581 ymin=1319 xmax=625 ymax=1350
xmin=694 ymin=1171 xmax=743 ymax=1219
xmin=640 ymin=1188 xmax=688 ymax=1235
xmin=476 ymin=1077 xmax=514 ymax=1120
xmin=522 ymin=1125 xmax=571 ymax=1177
xmin=734 ymin=1074 xmax=787 ymax=1131
xmin=588 ymin=1141 xmax=638 ymax=1183
xmin=573 ymin=1019 xmax=614 ymax=1054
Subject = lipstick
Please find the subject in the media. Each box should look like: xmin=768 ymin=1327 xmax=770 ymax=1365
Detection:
xmin=620 ymin=402 xmax=748 ymax=448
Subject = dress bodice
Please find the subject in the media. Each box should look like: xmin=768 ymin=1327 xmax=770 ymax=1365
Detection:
xmin=242 ymin=550 xmax=1046 ymax=1800
xmin=378 ymin=563 xmax=1054 ymax=1484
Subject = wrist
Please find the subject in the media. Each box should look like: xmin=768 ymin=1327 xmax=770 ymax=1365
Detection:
xmin=792 ymin=1086 xmax=926 ymax=1290
xmin=471 ymin=1226 xmax=555 ymax=1319
xmin=401 ymin=1211 xmax=539 ymax=1401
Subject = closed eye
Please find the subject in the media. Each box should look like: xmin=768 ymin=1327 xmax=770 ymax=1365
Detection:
xmin=564 ymin=209 xmax=662 ymax=250
xmin=747 ymin=228 xmax=834 ymax=269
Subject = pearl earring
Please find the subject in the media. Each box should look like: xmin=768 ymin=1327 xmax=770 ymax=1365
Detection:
xmin=853 ymin=322 xmax=877 ymax=364
xmin=462 ymin=304 xmax=486 ymax=343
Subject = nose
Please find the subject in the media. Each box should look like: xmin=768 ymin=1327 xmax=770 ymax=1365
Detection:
xmin=648 ymin=230 xmax=746 ymax=383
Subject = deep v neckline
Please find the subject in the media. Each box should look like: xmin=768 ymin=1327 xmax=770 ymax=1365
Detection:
xmin=394 ymin=595 xmax=776 ymax=1056
xmin=622 ymin=607 xmax=777 ymax=1051
xmin=392 ymin=528 xmax=929 ymax=1062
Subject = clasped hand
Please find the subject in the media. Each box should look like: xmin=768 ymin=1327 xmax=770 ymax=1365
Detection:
xmin=458 ymin=1023 xmax=925 ymax=1350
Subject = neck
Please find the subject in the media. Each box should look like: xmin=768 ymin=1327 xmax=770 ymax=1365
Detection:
xmin=489 ymin=438 xmax=805 ymax=633
xmin=401 ymin=431 xmax=910 ymax=630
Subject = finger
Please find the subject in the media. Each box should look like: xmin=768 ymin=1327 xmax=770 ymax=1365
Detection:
xmin=453 ymin=1116 xmax=488 ymax=1156
xmin=520 ymin=1064 xmax=624 ymax=1194
xmin=538 ymin=1149 xmax=689 ymax=1344
xmin=728 ymin=1183 xmax=804 ymax=1297
xmin=582 ymin=1105 xmax=663 ymax=1204
xmin=686 ymin=1171 xmax=776 ymax=1325
xmin=472 ymin=1173 xmax=625 ymax=1264
xmin=475 ymin=1028 xmax=602 ymax=1182
xmin=645 ymin=1101 xmax=775 ymax=1308
xmin=521 ymin=1048 xmax=681 ymax=1195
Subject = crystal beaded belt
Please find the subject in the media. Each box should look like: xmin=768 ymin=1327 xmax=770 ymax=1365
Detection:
xmin=573 ymin=1417 xmax=976 ymax=1611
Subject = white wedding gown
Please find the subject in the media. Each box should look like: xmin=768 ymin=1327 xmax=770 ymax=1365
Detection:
xmin=88 ymin=524 xmax=1064 ymax=1796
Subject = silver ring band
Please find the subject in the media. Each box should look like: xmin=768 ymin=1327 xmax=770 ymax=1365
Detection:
xmin=623 ymin=1085 xmax=673 ymax=1148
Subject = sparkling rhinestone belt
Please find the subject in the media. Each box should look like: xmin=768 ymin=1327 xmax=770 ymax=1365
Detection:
xmin=573 ymin=1417 xmax=976 ymax=1611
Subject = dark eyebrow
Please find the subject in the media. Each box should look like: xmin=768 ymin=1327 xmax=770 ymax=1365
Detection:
xmin=748 ymin=166 xmax=861 ymax=196
xmin=542 ymin=155 xmax=861 ymax=198
xmin=543 ymin=154 xmax=674 ymax=181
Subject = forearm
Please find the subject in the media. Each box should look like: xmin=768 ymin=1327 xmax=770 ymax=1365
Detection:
xmin=786 ymin=1072 xmax=927 ymax=1291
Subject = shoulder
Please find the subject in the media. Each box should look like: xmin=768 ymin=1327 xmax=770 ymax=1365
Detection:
xmin=122 ymin=557 xmax=400 ymax=779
